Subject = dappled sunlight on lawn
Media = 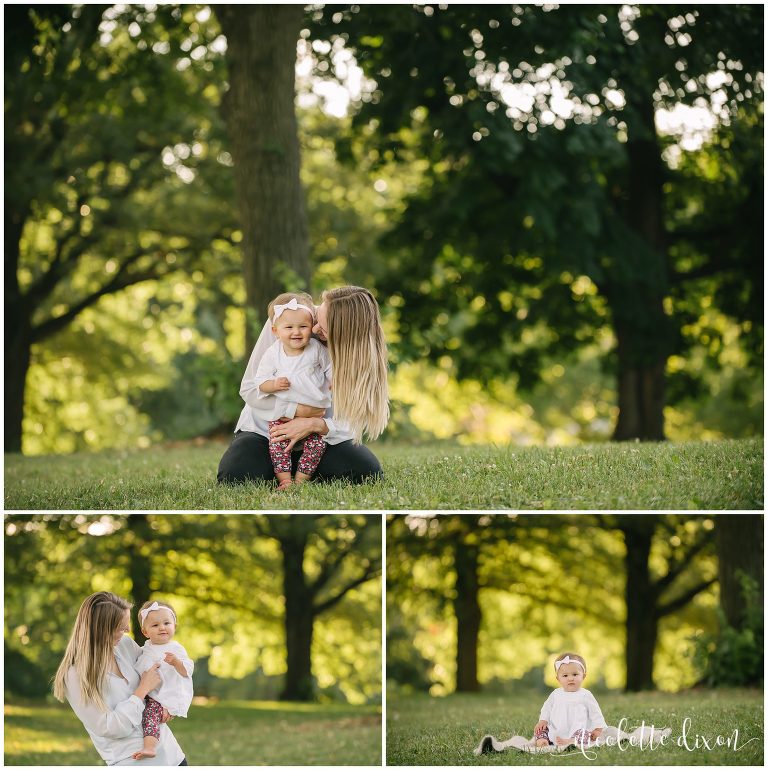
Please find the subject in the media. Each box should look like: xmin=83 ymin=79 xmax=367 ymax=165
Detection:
xmin=4 ymin=697 xmax=382 ymax=766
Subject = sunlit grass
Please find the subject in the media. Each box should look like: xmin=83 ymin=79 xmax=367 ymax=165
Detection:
xmin=4 ymin=697 xmax=381 ymax=766
xmin=4 ymin=437 xmax=763 ymax=509
xmin=386 ymin=689 xmax=763 ymax=765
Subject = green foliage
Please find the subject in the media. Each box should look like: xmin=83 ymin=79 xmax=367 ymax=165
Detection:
xmin=386 ymin=515 xmax=720 ymax=695
xmin=3 ymin=646 xmax=50 ymax=698
xmin=692 ymin=573 xmax=764 ymax=688
xmin=3 ymin=515 xmax=382 ymax=705
xmin=309 ymin=4 xmax=764 ymax=436
xmin=8 ymin=5 xmax=763 ymax=455
xmin=387 ymin=690 xmax=763 ymax=765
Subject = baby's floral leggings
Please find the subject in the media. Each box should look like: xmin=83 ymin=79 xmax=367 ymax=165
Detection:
xmin=142 ymin=696 xmax=164 ymax=739
xmin=535 ymin=725 xmax=591 ymax=746
xmin=267 ymin=420 xmax=326 ymax=478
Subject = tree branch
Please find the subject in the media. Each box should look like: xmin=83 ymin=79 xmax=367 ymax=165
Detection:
xmin=657 ymin=577 xmax=717 ymax=618
xmin=313 ymin=561 xmax=381 ymax=616
xmin=31 ymin=250 xmax=170 ymax=343
xmin=310 ymin=517 xmax=379 ymax=595
xmin=654 ymin=529 xmax=714 ymax=594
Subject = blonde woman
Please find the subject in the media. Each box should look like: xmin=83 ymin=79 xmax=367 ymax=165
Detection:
xmin=218 ymin=285 xmax=389 ymax=485
xmin=53 ymin=592 xmax=188 ymax=766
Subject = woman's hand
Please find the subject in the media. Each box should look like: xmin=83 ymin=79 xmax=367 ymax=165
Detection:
xmin=269 ymin=417 xmax=327 ymax=452
xmin=134 ymin=663 xmax=161 ymax=699
xmin=534 ymin=720 xmax=548 ymax=733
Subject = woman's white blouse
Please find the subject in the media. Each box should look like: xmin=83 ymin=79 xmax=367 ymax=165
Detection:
xmin=539 ymin=687 xmax=607 ymax=741
xmin=135 ymin=640 xmax=194 ymax=718
xmin=64 ymin=635 xmax=185 ymax=766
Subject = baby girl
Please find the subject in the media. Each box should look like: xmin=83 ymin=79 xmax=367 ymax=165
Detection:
xmin=132 ymin=601 xmax=193 ymax=760
xmin=534 ymin=652 xmax=607 ymax=747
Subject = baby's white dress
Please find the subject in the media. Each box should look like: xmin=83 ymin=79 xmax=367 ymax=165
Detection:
xmin=135 ymin=640 xmax=194 ymax=718
xmin=254 ymin=338 xmax=332 ymax=410
xmin=539 ymin=687 xmax=607 ymax=741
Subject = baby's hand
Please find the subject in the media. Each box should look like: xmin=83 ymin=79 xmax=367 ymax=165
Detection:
xmin=275 ymin=376 xmax=291 ymax=391
xmin=164 ymin=652 xmax=178 ymax=666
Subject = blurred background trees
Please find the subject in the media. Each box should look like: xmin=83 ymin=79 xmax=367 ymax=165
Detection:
xmin=386 ymin=513 xmax=763 ymax=695
xmin=5 ymin=4 xmax=763 ymax=455
xmin=4 ymin=514 xmax=382 ymax=704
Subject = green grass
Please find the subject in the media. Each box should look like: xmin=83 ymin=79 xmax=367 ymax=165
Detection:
xmin=4 ymin=697 xmax=381 ymax=766
xmin=4 ymin=437 xmax=763 ymax=509
xmin=386 ymin=690 xmax=764 ymax=765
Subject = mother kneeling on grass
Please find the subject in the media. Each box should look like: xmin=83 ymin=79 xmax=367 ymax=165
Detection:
xmin=217 ymin=285 xmax=389 ymax=486
xmin=53 ymin=592 xmax=188 ymax=766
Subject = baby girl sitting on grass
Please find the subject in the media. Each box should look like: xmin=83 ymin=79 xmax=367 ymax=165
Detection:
xmin=534 ymin=652 xmax=606 ymax=747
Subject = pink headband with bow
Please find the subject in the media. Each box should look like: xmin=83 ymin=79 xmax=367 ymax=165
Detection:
xmin=272 ymin=298 xmax=315 ymax=324
xmin=555 ymin=655 xmax=585 ymax=673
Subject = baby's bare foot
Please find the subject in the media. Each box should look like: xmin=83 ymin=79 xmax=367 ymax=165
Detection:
xmin=131 ymin=748 xmax=157 ymax=760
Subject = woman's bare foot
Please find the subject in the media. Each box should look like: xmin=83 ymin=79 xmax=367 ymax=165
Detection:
xmin=555 ymin=737 xmax=573 ymax=746
xmin=535 ymin=738 xmax=549 ymax=747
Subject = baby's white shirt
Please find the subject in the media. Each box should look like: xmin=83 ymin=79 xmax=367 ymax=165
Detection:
xmin=135 ymin=640 xmax=194 ymax=718
xmin=254 ymin=338 xmax=332 ymax=409
xmin=539 ymin=687 xmax=607 ymax=741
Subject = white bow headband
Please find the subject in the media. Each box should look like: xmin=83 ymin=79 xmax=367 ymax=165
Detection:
xmin=139 ymin=601 xmax=176 ymax=626
xmin=272 ymin=298 xmax=315 ymax=323
xmin=555 ymin=655 xmax=585 ymax=673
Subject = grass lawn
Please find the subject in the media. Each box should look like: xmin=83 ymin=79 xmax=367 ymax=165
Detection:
xmin=3 ymin=697 xmax=381 ymax=766
xmin=4 ymin=437 xmax=763 ymax=510
xmin=386 ymin=689 xmax=764 ymax=766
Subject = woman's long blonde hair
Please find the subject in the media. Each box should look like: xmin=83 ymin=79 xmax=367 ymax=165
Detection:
xmin=324 ymin=286 xmax=389 ymax=443
xmin=53 ymin=592 xmax=131 ymax=711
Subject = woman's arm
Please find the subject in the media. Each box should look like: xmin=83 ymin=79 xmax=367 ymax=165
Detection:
xmin=294 ymin=404 xmax=326 ymax=418
xmin=65 ymin=666 xmax=158 ymax=741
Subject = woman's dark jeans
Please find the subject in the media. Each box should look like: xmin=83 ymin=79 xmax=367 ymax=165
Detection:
xmin=217 ymin=431 xmax=383 ymax=485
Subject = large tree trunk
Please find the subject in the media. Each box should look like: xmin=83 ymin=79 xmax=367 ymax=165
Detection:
xmin=5 ymin=320 xmax=31 ymax=454
xmin=611 ymin=84 xmax=669 ymax=441
xmin=621 ymin=518 xmax=658 ymax=691
xmin=613 ymin=322 xmax=666 ymax=441
xmin=5 ymin=198 xmax=30 ymax=454
xmin=126 ymin=514 xmax=153 ymax=641
xmin=216 ymin=5 xmax=310 ymax=354
xmin=454 ymin=536 xmax=481 ymax=692
xmin=279 ymin=527 xmax=315 ymax=701
xmin=716 ymin=514 xmax=764 ymax=628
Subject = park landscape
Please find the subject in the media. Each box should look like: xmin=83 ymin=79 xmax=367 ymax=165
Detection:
xmin=3 ymin=515 xmax=382 ymax=765
xmin=386 ymin=514 xmax=764 ymax=765
xmin=3 ymin=4 xmax=764 ymax=512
